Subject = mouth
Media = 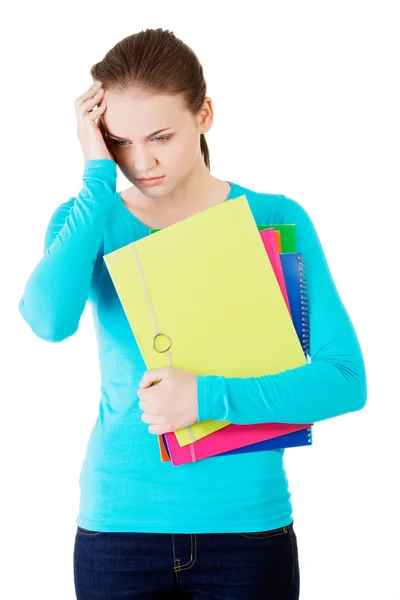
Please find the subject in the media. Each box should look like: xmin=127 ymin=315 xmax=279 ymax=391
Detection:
xmin=136 ymin=176 xmax=165 ymax=186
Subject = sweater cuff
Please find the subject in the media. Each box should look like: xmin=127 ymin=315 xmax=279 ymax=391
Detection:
xmin=83 ymin=159 xmax=117 ymax=184
xmin=196 ymin=375 xmax=211 ymax=422
xmin=196 ymin=375 xmax=230 ymax=422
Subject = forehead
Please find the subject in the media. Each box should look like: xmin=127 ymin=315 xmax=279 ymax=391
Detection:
xmin=101 ymin=89 xmax=187 ymax=137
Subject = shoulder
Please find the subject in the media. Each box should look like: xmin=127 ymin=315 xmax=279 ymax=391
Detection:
xmin=230 ymin=182 xmax=311 ymax=226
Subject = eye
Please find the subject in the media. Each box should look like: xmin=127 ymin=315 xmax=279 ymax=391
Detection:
xmin=151 ymin=136 xmax=169 ymax=143
xmin=109 ymin=136 xmax=170 ymax=146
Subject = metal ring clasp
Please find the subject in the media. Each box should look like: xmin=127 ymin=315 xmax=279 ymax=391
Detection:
xmin=152 ymin=333 xmax=172 ymax=353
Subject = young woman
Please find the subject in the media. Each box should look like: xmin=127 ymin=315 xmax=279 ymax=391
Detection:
xmin=19 ymin=27 xmax=367 ymax=600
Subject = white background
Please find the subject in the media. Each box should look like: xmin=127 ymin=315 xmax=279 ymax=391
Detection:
xmin=3 ymin=1 xmax=399 ymax=598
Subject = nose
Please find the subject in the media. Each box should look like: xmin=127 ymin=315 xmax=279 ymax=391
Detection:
xmin=133 ymin=146 xmax=158 ymax=174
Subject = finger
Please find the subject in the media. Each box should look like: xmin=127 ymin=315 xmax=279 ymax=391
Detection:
xmin=138 ymin=381 xmax=160 ymax=394
xmin=77 ymin=89 xmax=105 ymax=117
xmin=140 ymin=367 xmax=171 ymax=389
xmin=137 ymin=388 xmax=154 ymax=402
xmin=138 ymin=398 xmax=150 ymax=411
xmin=148 ymin=423 xmax=172 ymax=435
xmin=75 ymin=81 xmax=102 ymax=108
xmin=138 ymin=398 xmax=161 ymax=416
xmin=141 ymin=412 xmax=165 ymax=425
xmin=85 ymin=100 xmax=107 ymax=122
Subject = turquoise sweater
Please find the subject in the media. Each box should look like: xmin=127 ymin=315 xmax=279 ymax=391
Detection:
xmin=18 ymin=159 xmax=367 ymax=533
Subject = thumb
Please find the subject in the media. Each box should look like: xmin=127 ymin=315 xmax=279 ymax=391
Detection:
xmin=140 ymin=367 xmax=170 ymax=389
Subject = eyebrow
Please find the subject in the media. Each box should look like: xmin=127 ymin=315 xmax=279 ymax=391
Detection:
xmin=104 ymin=127 xmax=173 ymax=140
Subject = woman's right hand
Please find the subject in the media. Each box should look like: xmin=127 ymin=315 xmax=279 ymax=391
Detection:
xmin=75 ymin=81 xmax=116 ymax=163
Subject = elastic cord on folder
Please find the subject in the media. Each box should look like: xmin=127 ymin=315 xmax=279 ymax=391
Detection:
xmin=130 ymin=242 xmax=173 ymax=366
xmin=130 ymin=242 xmax=197 ymax=457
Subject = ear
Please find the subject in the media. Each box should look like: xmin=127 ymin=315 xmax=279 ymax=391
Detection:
xmin=198 ymin=96 xmax=214 ymax=135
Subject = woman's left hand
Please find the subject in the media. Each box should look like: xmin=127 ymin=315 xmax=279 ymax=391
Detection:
xmin=138 ymin=367 xmax=198 ymax=435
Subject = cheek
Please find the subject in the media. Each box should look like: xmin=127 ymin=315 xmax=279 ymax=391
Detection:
xmin=168 ymin=138 xmax=198 ymax=165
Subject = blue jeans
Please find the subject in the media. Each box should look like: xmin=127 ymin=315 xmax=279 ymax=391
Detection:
xmin=73 ymin=520 xmax=299 ymax=599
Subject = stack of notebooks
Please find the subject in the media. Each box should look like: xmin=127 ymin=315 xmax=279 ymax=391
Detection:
xmin=104 ymin=194 xmax=313 ymax=466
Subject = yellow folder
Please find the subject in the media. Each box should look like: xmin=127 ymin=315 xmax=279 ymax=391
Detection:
xmin=103 ymin=195 xmax=307 ymax=445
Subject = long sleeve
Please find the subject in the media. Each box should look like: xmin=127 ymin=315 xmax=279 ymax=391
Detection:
xmin=196 ymin=194 xmax=368 ymax=425
xmin=18 ymin=159 xmax=117 ymax=342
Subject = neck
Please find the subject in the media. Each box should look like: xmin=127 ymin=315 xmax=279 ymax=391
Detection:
xmin=120 ymin=154 xmax=232 ymax=230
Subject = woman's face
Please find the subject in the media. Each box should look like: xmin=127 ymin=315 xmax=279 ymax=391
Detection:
xmin=100 ymin=88 xmax=212 ymax=195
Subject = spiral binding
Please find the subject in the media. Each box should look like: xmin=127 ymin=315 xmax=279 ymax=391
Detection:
xmin=296 ymin=253 xmax=310 ymax=361
xmin=296 ymin=256 xmax=314 ymax=448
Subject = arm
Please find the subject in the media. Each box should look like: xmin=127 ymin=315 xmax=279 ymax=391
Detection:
xmin=196 ymin=195 xmax=368 ymax=425
xmin=18 ymin=159 xmax=116 ymax=342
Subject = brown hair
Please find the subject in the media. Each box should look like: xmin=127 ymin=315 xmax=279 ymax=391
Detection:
xmin=90 ymin=28 xmax=210 ymax=170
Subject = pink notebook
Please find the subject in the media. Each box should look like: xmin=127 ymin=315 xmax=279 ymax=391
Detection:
xmin=260 ymin=228 xmax=291 ymax=316
xmin=164 ymin=422 xmax=312 ymax=466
